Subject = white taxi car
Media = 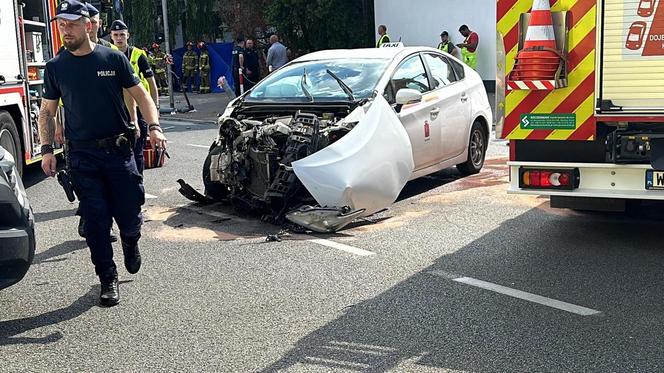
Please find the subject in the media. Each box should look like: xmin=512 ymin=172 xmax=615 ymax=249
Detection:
xmin=190 ymin=45 xmax=492 ymax=232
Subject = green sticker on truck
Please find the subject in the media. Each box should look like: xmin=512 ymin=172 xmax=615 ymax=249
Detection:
xmin=520 ymin=113 xmax=576 ymax=130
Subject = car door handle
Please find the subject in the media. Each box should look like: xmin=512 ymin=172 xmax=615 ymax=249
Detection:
xmin=461 ymin=93 xmax=469 ymax=103
xmin=430 ymin=108 xmax=440 ymax=120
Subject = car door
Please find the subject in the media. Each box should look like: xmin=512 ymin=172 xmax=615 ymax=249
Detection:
xmin=422 ymin=53 xmax=471 ymax=161
xmin=384 ymin=54 xmax=441 ymax=170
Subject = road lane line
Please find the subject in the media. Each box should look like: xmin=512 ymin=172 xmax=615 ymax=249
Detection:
xmin=308 ymin=238 xmax=375 ymax=256
xmin=162 ymin=126 xmax=175 ymax=130
xmin=187 ymin=144 xmax=210 ymax=149
xmin=451 ymin=276 xmax=602 ymax=316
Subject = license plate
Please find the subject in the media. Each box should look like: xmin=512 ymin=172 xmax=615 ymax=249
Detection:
xmin=646 ymin=170 xmax=664 ymax=190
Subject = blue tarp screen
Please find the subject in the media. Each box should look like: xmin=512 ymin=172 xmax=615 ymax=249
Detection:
xmin=171 ymin=42 xmax=235 ymax=93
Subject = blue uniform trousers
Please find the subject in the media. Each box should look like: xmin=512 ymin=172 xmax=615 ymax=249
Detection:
xmin=69 ymin=148 xmax=145 ymax=276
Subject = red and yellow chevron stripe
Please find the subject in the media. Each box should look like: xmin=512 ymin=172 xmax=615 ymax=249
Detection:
xmin=498 ymin=0 xmax=597 ymax=141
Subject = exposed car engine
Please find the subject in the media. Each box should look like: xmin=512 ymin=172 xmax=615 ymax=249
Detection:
xmin=203 ymin=110 xmax=357 ymax=224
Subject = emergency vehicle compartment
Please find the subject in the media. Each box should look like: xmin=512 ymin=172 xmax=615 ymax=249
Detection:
xmin=508 ymin=10 xmax=570 ymax=89
xmin=597 ymin=0 xmax=664 ymax=115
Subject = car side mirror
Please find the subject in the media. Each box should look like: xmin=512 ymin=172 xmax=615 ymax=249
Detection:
xmin=395 ymin=88 xmax=423 ymax=105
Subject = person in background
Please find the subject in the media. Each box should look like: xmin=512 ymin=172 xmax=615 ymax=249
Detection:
xmin=110 ymin=19 xmax=159 ymax=174
xmin=376 ymin=24 xmax=390 ymax=47
xmin=438 ymin=31 xmax=457 ymax=57
xmin=457 ymin=24 xmax=479 ymax=70
xmin=232 ymin=37 xmax=245 ymax=97
xmin=152 ymin=43 xmax=169 ymax=95
xmin=198 ymin=41 xmax=211 ymax=94
xmin=85 ymin=3 xmax=114 ymax=48
xmin=243 ymin=38 xmax=260 ymax=90
xmin=266 ymin=34 xmax=288 ymax=72
xmin=182 ymin=41 xmax=199 ymax=93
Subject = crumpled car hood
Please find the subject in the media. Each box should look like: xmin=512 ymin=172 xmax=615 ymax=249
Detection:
xmin=292 ymin=95 xmax=414 ymax=217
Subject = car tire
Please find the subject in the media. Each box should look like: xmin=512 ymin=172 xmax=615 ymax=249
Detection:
xmin=202 ymin=143 xmax=230 ymax=201
xmin=0 ymin=111 xmax=23 ymax=176
xmin=457 ymin=121 xmax=487 ymax=176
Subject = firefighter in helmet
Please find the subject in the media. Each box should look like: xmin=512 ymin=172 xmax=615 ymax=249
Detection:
xmin=182 ymin=41 xmax=198 ymax=93
xmin=198 ymin=41 xmax=211 ymax=94
xmin=152 ymin=42 xmax=169 ymax=95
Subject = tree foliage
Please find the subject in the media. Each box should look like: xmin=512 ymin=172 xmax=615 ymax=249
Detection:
xmin=265 ymin=0 xmax=375 ymax=55
xmin=123 ymin=0 xmax=221 ymax=47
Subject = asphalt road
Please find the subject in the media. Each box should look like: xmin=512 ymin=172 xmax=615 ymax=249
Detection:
xmin=2 ymin=120 xmax=664 ymax=372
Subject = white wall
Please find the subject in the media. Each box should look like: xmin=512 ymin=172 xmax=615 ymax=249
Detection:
xmin=374 ymin=0 xmax=496 ymax=82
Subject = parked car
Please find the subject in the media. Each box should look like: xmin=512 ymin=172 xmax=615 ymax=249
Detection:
xmin=180 ymin=46 xmax=491 ymax=232
xmin=0 ymin=145 xmax=35 ymax=290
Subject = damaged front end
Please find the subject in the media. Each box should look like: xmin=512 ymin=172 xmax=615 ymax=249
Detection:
xmin=185 ymin=96 xmax=413 ymax=233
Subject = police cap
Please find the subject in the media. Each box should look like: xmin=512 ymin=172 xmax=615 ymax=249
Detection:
xmin=110 ymin=20 xmax=128 ymax=31
xmin=85 ymin=2 xmax=100 ymax=17
xmin=52 ymin=0 xmax=90 ymax=22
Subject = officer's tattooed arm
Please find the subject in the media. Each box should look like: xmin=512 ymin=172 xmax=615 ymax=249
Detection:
xmin=38 ymin=99 xmax=59 ymax=146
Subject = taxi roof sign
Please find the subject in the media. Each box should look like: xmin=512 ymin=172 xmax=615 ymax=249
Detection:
xmin=380 ymin=42 xmax=404 ymax=48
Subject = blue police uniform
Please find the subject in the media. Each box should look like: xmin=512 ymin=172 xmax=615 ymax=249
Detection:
xmin=43 ymin=45 xmax=144 ymax=279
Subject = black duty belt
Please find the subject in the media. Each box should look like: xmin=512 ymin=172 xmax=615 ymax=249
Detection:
xmin=67 ymin=133 xmax=128 ymax=151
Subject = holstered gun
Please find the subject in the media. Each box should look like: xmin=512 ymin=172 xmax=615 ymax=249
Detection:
xmin=56 ymin=170 xmax=76 ymax=202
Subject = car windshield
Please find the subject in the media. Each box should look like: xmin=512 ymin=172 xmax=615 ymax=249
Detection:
xmin=246 ymin=59 xmax=389 ymax=102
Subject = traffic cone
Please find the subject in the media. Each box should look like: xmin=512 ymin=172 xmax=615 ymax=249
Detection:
xmin=510 ymin=0 xmax=561 ymax=81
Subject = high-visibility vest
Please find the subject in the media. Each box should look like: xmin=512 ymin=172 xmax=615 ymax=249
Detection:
xmin=438 ymin=41 xmax=450 ymax=53
xmin=461 ymin=32 xmax=478 ymax=70
xmin=129 ymin=47 xmax=151 ymax=93
xmin=376 ymin=34 xmax=390 ymax=48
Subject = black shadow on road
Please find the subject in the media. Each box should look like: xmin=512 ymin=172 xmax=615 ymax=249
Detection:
xmin=260 ymin=206 xmax=664 ymax=372
xmin=0 ymin=287 xmax=97 ymax=346
xmin=33 ymin=240 xmax=88 ymax=265
xmin=34 ymin=208 xmax=77 ymax=223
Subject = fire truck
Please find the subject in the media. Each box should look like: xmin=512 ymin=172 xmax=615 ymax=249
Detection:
xmin=496 ymin=0 xmax=664 ymax=211
xmin=0 ymin=0 xmax=61 ymax=176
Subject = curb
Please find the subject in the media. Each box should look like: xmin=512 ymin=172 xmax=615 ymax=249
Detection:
xmin=159 ymin=116 xmax=218 ymax=125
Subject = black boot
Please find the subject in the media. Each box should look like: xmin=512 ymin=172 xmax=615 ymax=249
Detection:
xmin=99 ymin=270 xmax=119 ymax=307
xmin=121 ymin=236 xmax=142 ymax=274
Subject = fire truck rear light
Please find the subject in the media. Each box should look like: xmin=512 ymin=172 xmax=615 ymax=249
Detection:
xmin=519 ymin=167 xmax=579 ymax=190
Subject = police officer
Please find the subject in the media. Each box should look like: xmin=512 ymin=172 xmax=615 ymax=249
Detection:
xmin=110 ymin=19 xmax=159 ymax=174
xmin=198 ymin=41 xmax=211 ymax=94
xmin=243 ymin=38 xmax=260 ymax=90
xmin=438 ymin=31 xmax=457 ymax=57
xmin=182 ymin=41 xmax=198 ymax=93
xmin=85 ymin=3 xmax=114 ymax=49
xmin=56 ymin=2 xmax=120 ymax=241
xmin=231 ymin=37 xmax=245 ymax=97
xmin=152 ymin=43 xmax=169 ymax=95
xmin=39 ymin=0 xmax=167 ymax=307
xmin=376 ymin=24 xmax=390 ymax=47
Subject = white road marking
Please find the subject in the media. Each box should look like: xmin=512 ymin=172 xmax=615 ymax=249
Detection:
xmin=162 ymin=126 xmax=175 ymax=131
xmin=145 ymin=193 xmax=158 ymax=199
xmin=187 ymin=144 xmax=210 ymax=149
xmin=308 ymin=238 xmax=376 ymax=256
xmin=449 ymin=276 xmax=602 ymax=316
